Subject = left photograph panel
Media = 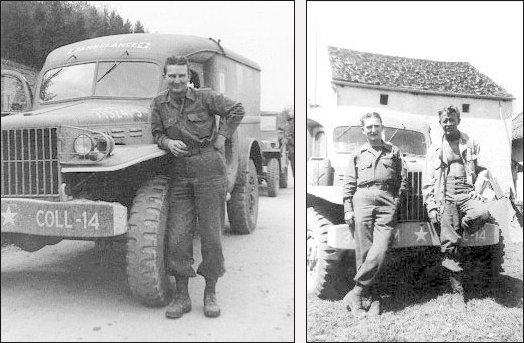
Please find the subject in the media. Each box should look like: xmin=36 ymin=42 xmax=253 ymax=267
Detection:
xmin=1 ymin=1 xmax=295 ymax=341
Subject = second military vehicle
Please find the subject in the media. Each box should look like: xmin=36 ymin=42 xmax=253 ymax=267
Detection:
xmin=307 ymin=106 xmax=506 ymax=299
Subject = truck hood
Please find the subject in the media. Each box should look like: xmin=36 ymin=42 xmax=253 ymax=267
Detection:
xmin=1 ymin=100 xmax=151 ymax=130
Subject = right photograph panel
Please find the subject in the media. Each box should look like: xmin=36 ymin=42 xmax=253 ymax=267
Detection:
xmin=306 ymin=1 xmax=524 ymax=341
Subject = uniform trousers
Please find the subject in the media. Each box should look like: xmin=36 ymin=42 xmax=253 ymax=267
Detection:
xmin=351 ymin=187 xmax=398 ymax=287
xmin=440 ymin=176 xmax=491 ymax=266
xmin=166 ymin=147 xmax=227 ymax=280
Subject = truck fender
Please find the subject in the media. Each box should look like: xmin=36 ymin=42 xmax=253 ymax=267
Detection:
xmin=239 ymin=138 xmax=263 ymax=177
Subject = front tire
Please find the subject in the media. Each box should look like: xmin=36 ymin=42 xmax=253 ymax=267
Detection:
xmin=307 ymin=207 xmax=352 ymax=300
xmin=126 ymin=175 xmax=173 ymax=307
xmin=228 ymin=159 xmax=259 ymax=234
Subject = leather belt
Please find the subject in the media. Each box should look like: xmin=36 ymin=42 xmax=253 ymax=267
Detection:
xmin=184 ymin=145 xmax=216 ymax=157
xmin=358 ymin=183 xmax=398 ymax=193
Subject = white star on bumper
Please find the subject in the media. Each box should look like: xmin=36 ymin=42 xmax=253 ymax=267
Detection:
xmin=1 ymin=206 xmax=18 ymax=226
xmin=414 ymin=227 xmax=428 ymax=242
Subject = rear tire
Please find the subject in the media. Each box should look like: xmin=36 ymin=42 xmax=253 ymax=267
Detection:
xmin=307 ymin=207 xmax=352 ymax=300
xmin=228 ymin=159 xmax=259 ymax=234
xmin=266 ymin=158 xmax=279 ymax=197
xmin=126 ymin=175 xmax=173 ymax=307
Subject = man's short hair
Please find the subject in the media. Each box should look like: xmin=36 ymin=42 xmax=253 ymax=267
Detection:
xmin=438 ymin=105 xmax=461 ymax=121
xmin=360 ymin=112 xmax=383 ymax=127
xmin=163 ymin=56 xmax=190 ymax=75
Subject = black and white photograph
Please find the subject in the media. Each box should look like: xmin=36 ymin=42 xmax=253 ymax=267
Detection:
xmin=1 ymin=1 xmax=294 ymax=341
xmin=306 ymin=1 xmax=523 ymax=341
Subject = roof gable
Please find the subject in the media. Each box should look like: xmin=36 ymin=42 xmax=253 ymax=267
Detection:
xmin=328 ymin=46 xmax=513 ymax=99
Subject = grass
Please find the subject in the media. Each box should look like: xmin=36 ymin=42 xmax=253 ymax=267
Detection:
xmin=307 ymin=243 xmax=523 ymax=342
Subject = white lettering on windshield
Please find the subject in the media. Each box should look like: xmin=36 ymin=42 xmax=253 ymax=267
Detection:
xmin=67 ymin=42 xmax=151 ymax=55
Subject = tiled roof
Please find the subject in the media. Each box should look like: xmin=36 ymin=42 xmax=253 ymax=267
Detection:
xmin=328 ymin=46 xmax=513 ymax=99
xmin=514 ymin=112 xmax=523 ymax=140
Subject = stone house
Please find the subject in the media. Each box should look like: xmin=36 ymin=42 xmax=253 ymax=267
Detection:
xmin=312 ymin=46 xmax=516 ymax=193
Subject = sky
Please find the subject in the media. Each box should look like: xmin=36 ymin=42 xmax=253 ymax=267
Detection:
xmin=91 ymin=1 xmax=294 ymax=112
xmin=307 ymin=1 xmax=523 ymax=116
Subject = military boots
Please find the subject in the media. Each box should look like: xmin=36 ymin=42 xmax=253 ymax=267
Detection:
xmin=203 ymin=278 xmax=221 ymax=318
xmin=344 ymin=284 xmax=367 ymax=318
xmin=165 ymin=276 xmax=192 ymax=319
xmin=449 ymin=273 xmax=467 ymax=312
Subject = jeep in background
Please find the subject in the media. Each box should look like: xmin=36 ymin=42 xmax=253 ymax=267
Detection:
xmin=306 ymin=106 xmax=506 ymax=299
xmin=259 ymin=110 xmax=289 ymax=197
xmin=1 ymin=33 xmax=263 ymax=307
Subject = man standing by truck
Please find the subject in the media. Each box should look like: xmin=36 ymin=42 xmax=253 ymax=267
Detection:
xmin=422 ymin=105 xmax=492 ymax=311
xmin=342 ymin=112 xmax=407 ymax=317
xmin=151 ymin=56 xmax=245 ymax=319
xmin=284 ymin=112 xmax=295 ymax=177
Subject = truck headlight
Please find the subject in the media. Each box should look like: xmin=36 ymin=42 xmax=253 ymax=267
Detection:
xmin=73 ymin=134 xmax=95 ymax=155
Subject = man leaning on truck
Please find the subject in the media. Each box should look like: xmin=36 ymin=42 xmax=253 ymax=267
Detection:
xmin=150 ymin=56 xmax=245 ymax=319
xmin=342 ymin=112 xmax=408 ymax=318
xmin=422 ymin=105 xmax=493 ymax=311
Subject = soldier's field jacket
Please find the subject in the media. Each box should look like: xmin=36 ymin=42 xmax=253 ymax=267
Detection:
xmin=422 ymin=131 xmax=485 ymax=214
xmin=343 ymin=141 xmax=408 ymax=213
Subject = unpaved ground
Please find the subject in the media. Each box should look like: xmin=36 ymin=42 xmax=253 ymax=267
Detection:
xmin=1 ymin=178 xmax=294 ymax=342
xmin=307 ymin=240 xmax=523 ymax=342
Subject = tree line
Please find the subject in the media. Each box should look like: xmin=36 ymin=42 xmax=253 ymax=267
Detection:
xmin=1 ymin=1 xmax=147 ymax=69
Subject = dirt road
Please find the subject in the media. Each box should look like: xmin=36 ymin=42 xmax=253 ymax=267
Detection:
xmin=1 ymin=179 xmax=294 ymax=342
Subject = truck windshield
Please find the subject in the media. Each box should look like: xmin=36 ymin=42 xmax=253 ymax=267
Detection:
xmin=333 ymin=126 xmax=426 ymax=155
xmin=39 ymin=61 xmax=160 ymax=102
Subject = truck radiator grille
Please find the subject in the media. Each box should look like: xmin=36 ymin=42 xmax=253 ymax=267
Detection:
xmin=1 ymin=128 xmax=59 ymax=197
xmin=398 ymin=171 xmax=427 ymax=222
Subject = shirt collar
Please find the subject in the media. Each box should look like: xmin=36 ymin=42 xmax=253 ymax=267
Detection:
xmin=160 ymin=87 xmax=197 ymax=104
xmin=360 ymin=140 xmax=391 ymax=152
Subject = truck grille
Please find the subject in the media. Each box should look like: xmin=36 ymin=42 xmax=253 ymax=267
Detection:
xmin=398 ymin=171 xmax=427 ymax=222
xmin=1 ymin=128 xmax=59 ymax=197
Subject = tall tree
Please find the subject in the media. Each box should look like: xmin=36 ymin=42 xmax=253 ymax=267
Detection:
xmin=1 ymin=1 xmax=147 ymax=68
xmin=133 ymin=20 xmax=145 ymax=33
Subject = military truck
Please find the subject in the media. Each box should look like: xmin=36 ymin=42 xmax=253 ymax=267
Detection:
xmin=260 ymin=110 xmax=289 ymax=197
xmin=1 ymin=33 xmax=263 ymax=306
xmin=307 ymin=106 xmax=506 ymax=299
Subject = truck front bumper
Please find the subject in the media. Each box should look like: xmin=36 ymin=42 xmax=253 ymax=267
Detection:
xmin=328 ymin=222 xmax=500 ymax=250
xmin=1 ymin=198 xmax=127 ymax=238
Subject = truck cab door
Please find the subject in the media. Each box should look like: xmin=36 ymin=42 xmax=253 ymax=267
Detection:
xmin=1 ymin=70 xmax=33 ymax=116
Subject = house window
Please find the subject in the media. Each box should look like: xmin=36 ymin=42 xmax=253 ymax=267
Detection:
xmin=462 ymin=104 xmax=470 ymax=113
xmin=380 ymin=94 xmax=388 ymax=105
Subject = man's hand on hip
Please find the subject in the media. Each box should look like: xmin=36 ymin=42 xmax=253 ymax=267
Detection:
xmin=428 ymin=209 xmax=440 ymax=225
xmin=167 ymin=139 xmax=188 ymax=157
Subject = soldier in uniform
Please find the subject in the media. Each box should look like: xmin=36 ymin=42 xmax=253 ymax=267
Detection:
xmin=422 ymin=105 xmax=492 ymax=311
xmin=284 ymin=112 xmax=295 ymax=177
xmin=151 ymin=56 xmax=245 ymax=319
xmin=342 ymin=112 xmax=407 ymax=317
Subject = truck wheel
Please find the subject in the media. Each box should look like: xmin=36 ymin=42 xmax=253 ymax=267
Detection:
xmin=279 ymin=160 xmax=288 ymax=189
xmin=228 ymin=159 xmax=259 ymax=234
xmin=266 ymin=158 xmax=280 ymax=197
xmin=307 ymin=207 xmax=352 ymax=300
xmin=126 ymin=175 xmax=173 ymax=307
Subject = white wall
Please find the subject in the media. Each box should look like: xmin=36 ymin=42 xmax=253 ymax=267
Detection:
xmin=335 ymin=85 xmax=513 ymax=120
xmin=334 ymin=85 xmax=515 ymax=193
